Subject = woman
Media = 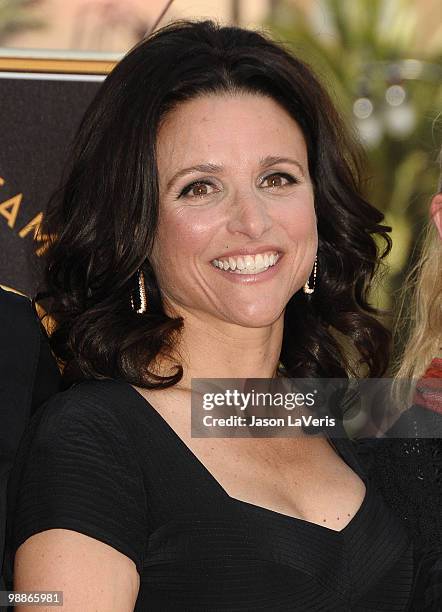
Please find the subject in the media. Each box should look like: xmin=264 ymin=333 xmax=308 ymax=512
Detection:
xmin=6 ymin=19 xmax=417 ymax=611
xmin=360 ymin=165 xmax=442 ymax=610
xmin=395 ymin=167 xmax=442 ymax=412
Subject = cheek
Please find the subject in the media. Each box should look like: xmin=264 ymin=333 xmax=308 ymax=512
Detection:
xmin=288 ymin=216 xmax=317 ymax=243
xmin=278 ymin=198 xmax=317 ymax=243
xmin=152 ymin=209 xmax=217 ymax=267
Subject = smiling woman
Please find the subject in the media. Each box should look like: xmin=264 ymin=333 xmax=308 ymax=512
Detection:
xmin=152 ymin=93 xmax=317 ymax=328
xmin=5 ymin=18 xmax=423 ymax=612
xmin=32 ymin=20 xmax=391 ymax=388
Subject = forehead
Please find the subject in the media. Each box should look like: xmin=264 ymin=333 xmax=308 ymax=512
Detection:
xmin=156 ymin=93 xmax=308 ymax=169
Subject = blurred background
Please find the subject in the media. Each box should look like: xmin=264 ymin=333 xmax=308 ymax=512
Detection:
xmin=1 ymin=0 xmax=441 ymax=338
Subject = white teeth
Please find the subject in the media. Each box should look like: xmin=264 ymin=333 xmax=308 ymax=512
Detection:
xmin=255 ymin=254 xmax=264 ymax=269
xmin=212 ymin=251 xmax=280 ymax=274
xmin=244 ymin=255 xmax=255 ymax=270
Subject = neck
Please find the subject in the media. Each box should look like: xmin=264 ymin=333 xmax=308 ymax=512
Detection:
xmin=160 ymin=306 xmax=284 ymax=389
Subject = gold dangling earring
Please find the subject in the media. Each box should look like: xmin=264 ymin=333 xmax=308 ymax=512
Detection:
xmin=303 ymin=256 xmax=317 ymax=295
xmin=131 ymin=269 xmax=148 ymax=314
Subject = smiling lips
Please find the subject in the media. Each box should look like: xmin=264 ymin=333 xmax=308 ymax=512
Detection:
xmin=211 ymin=251 xmax=281 ymax=275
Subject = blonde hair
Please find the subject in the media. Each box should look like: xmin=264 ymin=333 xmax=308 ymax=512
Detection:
xmin=394 ymin=198 xmax=442 ymax=397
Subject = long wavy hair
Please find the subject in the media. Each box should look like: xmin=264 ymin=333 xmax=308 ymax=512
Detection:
xmin=394 ymin=166 xmax=442 ymax=388
xmin=36 ymin=19 xmax=392 ymax=387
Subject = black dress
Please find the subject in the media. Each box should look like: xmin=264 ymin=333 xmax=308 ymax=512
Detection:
xmin=355 ymin=403 xmax=442 ymax=611
xmin=5 ymin=380 xmax=422 ymax=610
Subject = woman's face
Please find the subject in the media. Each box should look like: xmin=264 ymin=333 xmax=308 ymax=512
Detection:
xmin=151 ymin=93 xmax=317 ymax=328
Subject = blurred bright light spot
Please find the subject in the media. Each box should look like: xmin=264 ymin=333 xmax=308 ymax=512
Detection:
xmin=356 ymin=115 xmax=383 ymax=148
xmin=386 ymin=85 xmax=406 ymax=106
xmin=353 ymin=97 xmax=374 ymax=119
xmin=384 ymin=104 xmax=416 ymax=138
xmin=401 ymin=59 xmax=423 ymax=79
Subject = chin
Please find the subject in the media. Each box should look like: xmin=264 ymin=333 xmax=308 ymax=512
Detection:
xmin=222 ymin=305 xmax=284 ymax=328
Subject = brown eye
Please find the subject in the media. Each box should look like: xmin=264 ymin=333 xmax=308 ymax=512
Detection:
xmin=267 ymin=175 xmax=284 ymax=187
xmin=262 ymin=173 xmax=297 ymax=188
xmin=179 ymin=180 xmax=217 ymax=199
xmin=191 ymin=183 xmax=208 ymax=197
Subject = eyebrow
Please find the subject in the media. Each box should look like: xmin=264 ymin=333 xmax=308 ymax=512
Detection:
xmin=165 ymin=155 xmax=306 ymax=191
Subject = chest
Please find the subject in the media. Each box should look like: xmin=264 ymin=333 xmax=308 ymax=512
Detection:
xmin=136 ymin=386 xmax=367 ymax=531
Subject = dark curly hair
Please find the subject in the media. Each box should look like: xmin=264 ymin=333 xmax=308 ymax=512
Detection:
xmin=36 ymin=19 xmax=392 ymax=387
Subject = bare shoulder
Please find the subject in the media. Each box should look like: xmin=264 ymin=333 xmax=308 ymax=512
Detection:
xmin=14 ymin=529 xmax=139 ymax=612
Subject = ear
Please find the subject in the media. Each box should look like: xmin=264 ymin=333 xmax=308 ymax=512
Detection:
xmin=430 ymin=193 xmax=442 ymax=239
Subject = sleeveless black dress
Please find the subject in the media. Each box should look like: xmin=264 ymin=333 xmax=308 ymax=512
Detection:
xmin=5 ymin=380 xmax=422 ymax=610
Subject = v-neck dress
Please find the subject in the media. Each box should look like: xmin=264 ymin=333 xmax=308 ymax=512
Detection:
xmin=5 ymin=380 xmax=416 ymax=611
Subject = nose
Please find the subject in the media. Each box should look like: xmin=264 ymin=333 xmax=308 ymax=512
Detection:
xmin=226 ymin=192 xmax=273 ymax=239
